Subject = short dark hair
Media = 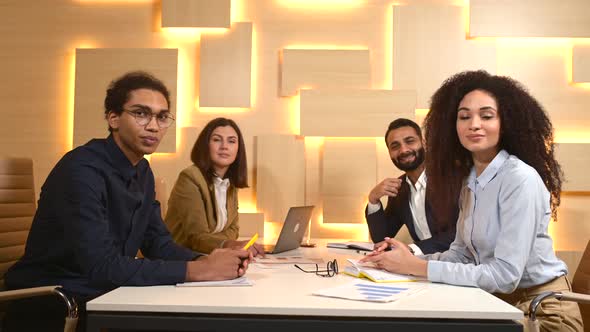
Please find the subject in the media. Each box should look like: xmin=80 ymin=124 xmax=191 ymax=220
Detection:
xmin=384 ymin=118 xmax=422 ymax=144
xmin=191 ymin=118 xmax=248 ymax=188
xmin=104 ymin=71 xmax=171 ymax=132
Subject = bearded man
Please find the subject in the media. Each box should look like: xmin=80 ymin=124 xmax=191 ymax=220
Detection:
xmin=365 ymin=118 xmax=458 ymax=255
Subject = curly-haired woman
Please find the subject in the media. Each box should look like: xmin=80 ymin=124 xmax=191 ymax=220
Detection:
xmin=361 ymin=70 xmax=582 ymax=331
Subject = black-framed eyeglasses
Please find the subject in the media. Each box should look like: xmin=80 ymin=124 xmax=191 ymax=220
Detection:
xmin=294 ymin=259 xmax=338 ymax=277
xmin=123 ymin=109 xmax=175 ymax=128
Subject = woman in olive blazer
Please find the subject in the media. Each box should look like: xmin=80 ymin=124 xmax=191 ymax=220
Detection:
xmin=165 ymin=118 xmax=263 ymax=255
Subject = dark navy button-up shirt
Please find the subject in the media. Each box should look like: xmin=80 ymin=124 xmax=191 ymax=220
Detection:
xmin=5 ymin=135 xmax=199 ymax=301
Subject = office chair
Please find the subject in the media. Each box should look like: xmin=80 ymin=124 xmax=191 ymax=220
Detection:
xmin=0 ymin=157 xmax=78 ymax=332
xmin=527 ymin=240 xmax=590 ymax=332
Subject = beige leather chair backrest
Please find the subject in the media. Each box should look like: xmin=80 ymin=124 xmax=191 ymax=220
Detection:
xmin=0 ymin=158 xmax=35 ymax=289
xmin=572 ymin=240 xmax=590 ymax=329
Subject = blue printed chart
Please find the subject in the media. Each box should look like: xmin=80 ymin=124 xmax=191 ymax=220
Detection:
xmin=313 ymin=280 xmax=426 ymax=303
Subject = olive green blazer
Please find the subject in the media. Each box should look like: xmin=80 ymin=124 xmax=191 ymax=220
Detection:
xmin=164 ymin=165 xmax=239 ymax=254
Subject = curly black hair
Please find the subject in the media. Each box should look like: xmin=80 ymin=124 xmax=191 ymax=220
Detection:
xmin=104 ymin=71 xmax=171 ymax=132
xmin=423 ymin=70 xmax=563 ymax=220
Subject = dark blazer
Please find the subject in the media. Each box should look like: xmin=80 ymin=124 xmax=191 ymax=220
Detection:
xmin=5 ymin=136 xmax=199 ymax=303
xmin=365 ymin=174 xmax=458 ymax=254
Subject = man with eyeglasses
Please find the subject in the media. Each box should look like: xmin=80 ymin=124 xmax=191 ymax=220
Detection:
xmin=3 ymin=71 xmax=251 ymax=332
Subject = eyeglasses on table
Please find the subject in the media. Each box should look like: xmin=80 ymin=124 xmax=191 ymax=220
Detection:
xmin=294 ymin=259 xmax=338 ymax=277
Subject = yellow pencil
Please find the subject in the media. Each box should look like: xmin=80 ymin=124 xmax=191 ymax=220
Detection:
xmin=243 ymin=233 xmax=259 ymax=250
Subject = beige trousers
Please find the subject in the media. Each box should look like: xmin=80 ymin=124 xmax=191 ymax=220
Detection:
xmin=495 ymin=275 xmax=584 ymax=332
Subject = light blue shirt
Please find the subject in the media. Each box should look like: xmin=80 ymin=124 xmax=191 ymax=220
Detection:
xmin=425 ymin=150 xmax=567 ymax=294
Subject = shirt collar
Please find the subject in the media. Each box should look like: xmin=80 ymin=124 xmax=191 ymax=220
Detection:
xmin=467 ymin=149 xmax=509 ymax=191
xmin=214 ymin=176 xmax=230 ymax=188
xmin=405 ymin=170 xmax=426 ymax=191
xmin=105 ymin=134 xmax=146 ymax=181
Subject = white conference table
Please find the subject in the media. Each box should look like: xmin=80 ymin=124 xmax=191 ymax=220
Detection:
xmin=86 ymin=240 xmax=523 ymax=332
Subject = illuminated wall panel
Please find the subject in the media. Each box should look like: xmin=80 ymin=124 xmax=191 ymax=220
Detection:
xmin=281 ymin=49 xmax=370 ymax=97
xmin=322 ymin=139 xmax=375 ymax=224
xmin=200 ymin=22 xmax=252 ymax=107
xmin=300 ymin=89 xmax=416 ymax=137
xmin=238 ymin=212 xmax=265 ymax=237
xmin=393 ymin=4 xmax=496 ymax=108
xmin=573 ymin=46 xmax=590 ymax=83
xmin=470 ymin=0 xmax=590 ymax=38
xmin=161 ymin=0 xmax=230 ymax=28
xmin=556 ymin=143 xmax=590 ymax=192
xmin=256 ymin=135 xmax=305 ymax=223
xmin=74 ymin=48 xmax=178 ymax=152
xmin=496 ymin=40 xmax=590 ymax=138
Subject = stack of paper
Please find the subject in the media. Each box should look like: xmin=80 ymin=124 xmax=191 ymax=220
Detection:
xmin=313 ymin=280 xmax=426 ymax=303
xmin=342 ymin=259 xmax=420 ymax=283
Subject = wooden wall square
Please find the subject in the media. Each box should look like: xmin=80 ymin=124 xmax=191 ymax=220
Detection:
xmin=256 ymin=135 xmax=305 ymax=223
xmin=392 ymin=4 xmax=496 ymax=108
xmin=556 ymin=143 xmax=590 ymax=192
xmin=280 ymin=49 xmax=370 ymax=97
xmin=573 ymin=46 xmax=590 ymax=83
xmin=300 ymin=89 xmax=416 ymax=137
xmin=470 ymin=0 xmax=590 ymax=38
xmin=200 ymin=22 xmax=252 ymax=107
xmin=161 ymin=0 xmax=230 ymax=28
xmin=74 ymin=48 xmax=178 ymax=153
xmin=322 ymin=139 xmax=376 ymax=224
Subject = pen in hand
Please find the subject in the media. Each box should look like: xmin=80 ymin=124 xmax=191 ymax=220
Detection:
xmin=243 ymin=233 xmax=258 ymax=250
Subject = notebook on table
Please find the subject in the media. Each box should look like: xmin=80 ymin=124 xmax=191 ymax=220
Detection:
xmin=263 ymin=206 xmax=314 ymax=254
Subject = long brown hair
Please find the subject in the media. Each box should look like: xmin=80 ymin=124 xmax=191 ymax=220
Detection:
xmin=190 ymin=118 xmax=249 ymax=188
xmin=424 ymin=70 xmax=563 ymax=220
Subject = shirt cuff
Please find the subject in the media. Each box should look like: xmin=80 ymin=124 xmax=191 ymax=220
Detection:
xmin=366 ymin=201 xmax=382 ymax=215
xmin=409 ymin=243 xmax=423 ymax=256
xmin=427 ymin=260 xmax=444 ymax=282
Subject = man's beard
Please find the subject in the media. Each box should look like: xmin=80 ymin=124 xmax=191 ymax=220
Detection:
xmin=392 ymin=147 xmax=425 ymax=172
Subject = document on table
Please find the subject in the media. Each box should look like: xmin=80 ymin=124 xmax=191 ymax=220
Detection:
xmin=255 ymin=256 xmax=324 ymax=264
xmin=313 ymin=280 xmax=426 ymax=303
xmin=176 ymin=276 xmax=254 ymax=287
xmin=342 ymin=259 xmax=421 ymax=283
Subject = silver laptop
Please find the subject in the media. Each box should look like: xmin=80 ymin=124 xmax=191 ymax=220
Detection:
xmin=263 ymin=206 xmax=314 ymax=254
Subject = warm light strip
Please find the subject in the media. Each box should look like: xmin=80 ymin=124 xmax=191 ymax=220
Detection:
xmin=284 ymin=44 xmax=368 ymax=50
xmin=68 ymin=42 xmax=98 ymax=151
xmin=383 ymin=5 xmax=393 ymax=90
xmin=66 ymin=51 xmax=76 ymax=152
xmin=288 ymin=94 xmax=301 ymax=135
xmin=251 ymin=24 xmax=258 ymax=109
xmin=231 ymin=0 xmax=245 ymax=22
xmin=275 ymin=0 xmax=366 ymax=9
xmin=74 ymin=0 xmax=152 ymax=3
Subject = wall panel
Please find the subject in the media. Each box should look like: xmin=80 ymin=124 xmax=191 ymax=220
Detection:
xmin=322 ymin=139 xmax=375 ymax=224
xmin=199 ymin=22 xmax=252 ymax=107
xmin=281 ymin=49 xmax=370 ymax=97
xmin=300 ymin=89 xmax=416 ymax=137
xmin=556 ymin=143 xmax=590 ymax=192
xmin=470 ymin=0 xmax=590 ymax=38
xmin=393 ymin=4 xmax=496 ymax=108
xmin=256 ymin=135 xmax=305 ymax=224
xmin=161 ymin=0 xmax=231 ymax=28
xmin=573 ymin=46 xmax=590 ymax=83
